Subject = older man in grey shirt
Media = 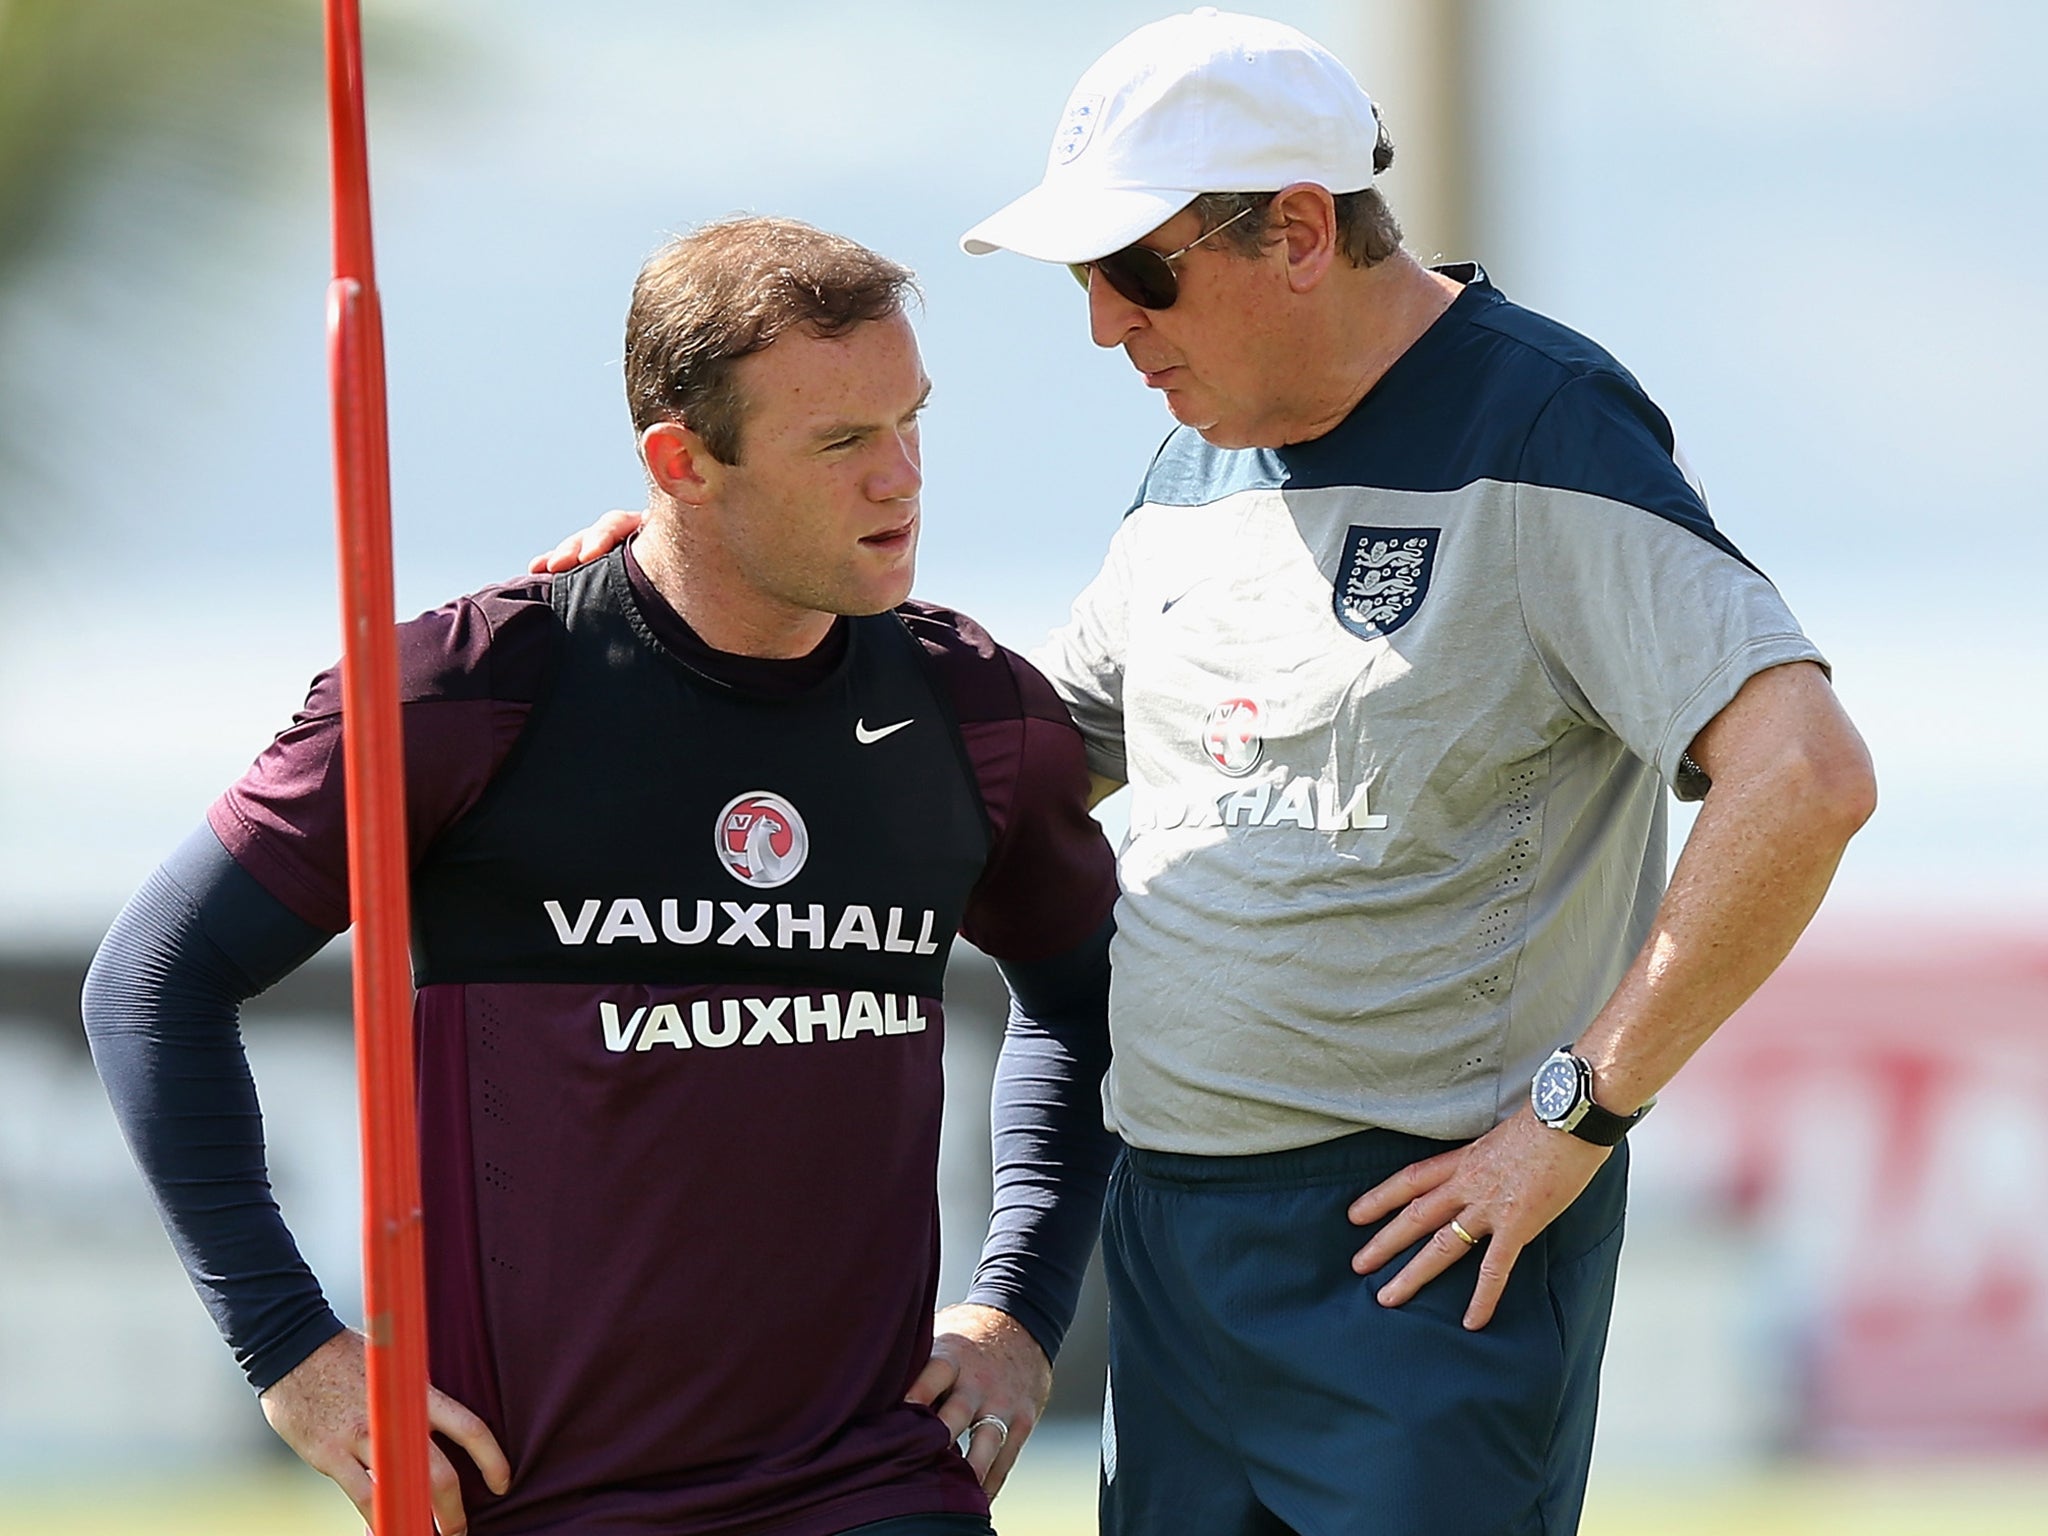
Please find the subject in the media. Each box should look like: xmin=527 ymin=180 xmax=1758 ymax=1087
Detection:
xmin=958 ymin=10 xmax=1873 ymax=1535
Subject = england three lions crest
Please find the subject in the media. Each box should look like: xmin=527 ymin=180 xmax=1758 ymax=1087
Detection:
xmin=1334 ymin=526 xmax=1441 ymax=641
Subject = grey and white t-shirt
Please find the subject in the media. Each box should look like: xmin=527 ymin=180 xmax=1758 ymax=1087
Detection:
xmin=1036 ymin=268 xmax=1824 ymax=1156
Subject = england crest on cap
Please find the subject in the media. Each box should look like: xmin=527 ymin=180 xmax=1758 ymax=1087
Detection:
xmin=1054 ymin=93 xmax=1104 ymax=164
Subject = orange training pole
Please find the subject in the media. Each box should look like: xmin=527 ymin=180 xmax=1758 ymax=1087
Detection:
xmin=323 ymin=2 xmax=434 ymax=1531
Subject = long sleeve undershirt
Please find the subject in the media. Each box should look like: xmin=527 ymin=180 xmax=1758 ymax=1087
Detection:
xmin=966 ymin=914 xmax=1118 ymax=1360
xmin=81 ymin=825 xmax=344 ymax=1390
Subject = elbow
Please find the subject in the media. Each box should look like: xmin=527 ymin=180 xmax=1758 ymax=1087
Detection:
xmin=80 ymin=921 xmax=133 ymax=1044
xmin=1832 ymin=756 xmax=1879 ymax=839
xmin=1778 ymin=729 xmax=1878 ymax=844
xmin=1694 ymin=666 xmax=1877 ymax=846
xmin=1815 ymin=714 xmax=1878 ymax=838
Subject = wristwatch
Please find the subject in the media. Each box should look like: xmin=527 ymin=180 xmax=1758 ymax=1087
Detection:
xmin=1529 ymin=1047 xmax=1652 ymax=1146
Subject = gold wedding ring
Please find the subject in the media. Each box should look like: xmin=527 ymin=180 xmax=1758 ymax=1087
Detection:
xmin=1448 ymin=1218 xmax=1480 ymax=1247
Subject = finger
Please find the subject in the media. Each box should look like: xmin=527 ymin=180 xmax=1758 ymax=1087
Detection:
xmin=1374 ymin=1220 xmax=1485 ymax=1308
xmin=904 ymin=1353 xmax=957 ymax=1409
xmin=1344 ymin=1168 xmax=1423 ymax=1226
xmin=982 ymin=1414 xmax=1032 ymax=1497
xmin=426 ymin=1442 xmax=470 ymax=1536
xmin=1350 ymin=1196 xmax=1459 ymax=1275
xmin=935 ymin=1389 xmax=977 ymax=1440
xmin=964 ymin=1417 xmax=1008 ymax=1485
xmin=304 ymin=1441 xmax=376 ymax=1526
xmin=537 ymin=534 xmax=584 ymax=574
xmin=1462 ymin=1238 xmax=1523 ymax=1331
xmin=597 ymin=509 xmax=641 ymax=545
xmin=1346 ymin=1149 xmax=1464 ymax=1225
xmin=429 ymin=1388 xmax=511 ymax=1494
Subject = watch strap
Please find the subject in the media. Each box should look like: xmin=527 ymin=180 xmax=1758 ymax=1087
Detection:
xmin=1563 ymin=1096 xmax=1643 ymax=1146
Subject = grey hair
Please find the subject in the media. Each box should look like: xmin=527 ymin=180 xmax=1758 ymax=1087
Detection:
xmin=1188 ymin=112 xmax=1402 ymax=268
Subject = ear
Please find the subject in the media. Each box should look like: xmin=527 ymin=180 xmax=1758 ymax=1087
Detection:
xmin=638 ymin=420 xmax=721 ymax=505
xmin=1271 ymin=183 xmax=1342 ymax=295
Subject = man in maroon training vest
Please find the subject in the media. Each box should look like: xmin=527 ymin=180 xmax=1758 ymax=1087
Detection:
xmin=83 ymin=217 xmax=1119 ymax=1536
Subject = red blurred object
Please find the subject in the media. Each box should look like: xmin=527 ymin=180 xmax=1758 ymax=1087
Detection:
xmin=1662 ymin=928 xmax=2048 ymax=1454
xmin=325 ymin=1 xmax=434 ymax=1529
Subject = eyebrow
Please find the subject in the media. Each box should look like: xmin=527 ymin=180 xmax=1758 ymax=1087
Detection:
xmin=810 ymin=379 xmax=933 ymax=444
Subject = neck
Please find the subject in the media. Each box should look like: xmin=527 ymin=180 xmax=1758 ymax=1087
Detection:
xmin=1275 ymin=252 xmax=1464 ymax=445
xmin=629 ymin=511 xmax=836 ymax=660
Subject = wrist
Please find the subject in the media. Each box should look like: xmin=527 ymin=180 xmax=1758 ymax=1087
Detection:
xmin=1529 ymin=1046 xmax=1654 ymax=1146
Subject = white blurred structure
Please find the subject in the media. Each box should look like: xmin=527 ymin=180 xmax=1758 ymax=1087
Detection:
xmin=3 ymin=0 xmax=2046 ymax=1488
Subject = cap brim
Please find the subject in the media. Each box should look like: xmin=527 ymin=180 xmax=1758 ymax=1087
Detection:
xmin=960 ymin=182 xmax=1198 ymax=264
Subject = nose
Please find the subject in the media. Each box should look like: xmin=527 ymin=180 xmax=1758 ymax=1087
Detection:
xmin=867 ymin=429 xmax=921 ymax=503
xmin=1086 ymin=267 xmax=1147 ymax=350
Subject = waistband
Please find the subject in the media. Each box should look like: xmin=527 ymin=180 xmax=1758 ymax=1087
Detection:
xmin=1121 ymin=1125 xmax=1471 ymax=1190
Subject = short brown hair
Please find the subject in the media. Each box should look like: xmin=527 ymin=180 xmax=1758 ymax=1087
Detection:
xmin=1188 ymin=113 xmax=1402 ymax=269
xmin=624 ymin=216 xmax=918 ymax=465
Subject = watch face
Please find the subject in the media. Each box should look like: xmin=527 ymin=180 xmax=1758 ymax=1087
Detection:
xmin=1532 ymin=1056 xmax=1580 ymax=1122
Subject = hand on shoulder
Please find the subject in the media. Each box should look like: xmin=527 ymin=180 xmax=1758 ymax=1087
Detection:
xmin=528 ymin=508 xmax=644 ymax=573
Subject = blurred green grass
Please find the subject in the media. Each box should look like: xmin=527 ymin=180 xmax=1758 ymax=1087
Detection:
xmin=10 ymin=1453 xmax=2048 ymax=1534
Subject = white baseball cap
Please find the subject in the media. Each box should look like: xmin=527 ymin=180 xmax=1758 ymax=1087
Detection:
xmin=961 ymin=8 xmax=1381 ymax=265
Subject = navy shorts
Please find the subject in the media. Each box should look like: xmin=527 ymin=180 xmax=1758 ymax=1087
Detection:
xmin=1099 ymin=1128 xmax=1627 ymax=1536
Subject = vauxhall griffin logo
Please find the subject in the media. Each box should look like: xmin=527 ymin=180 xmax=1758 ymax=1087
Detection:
xmin=1202 ymin=698 xmax=1264 ymax=777
xmin=716 ymin=791 xmax=809 ymax=889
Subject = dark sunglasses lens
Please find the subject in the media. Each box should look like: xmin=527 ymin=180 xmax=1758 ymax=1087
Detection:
xmin=1069 ymin=248 xmax=1178 ymax=309
xmin=1098 ymin=247 xmax=1178 ymax=309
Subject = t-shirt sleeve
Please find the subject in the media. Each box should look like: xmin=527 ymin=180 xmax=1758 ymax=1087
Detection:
xmin=1512 ymin=372 xmax=1828 ymax=787
xmin=901 ymin=604 xmax=1118 ymax=962
xmin=957 ymin=648 xmax=1119 ymax=963
xmin=206 ymin=580 xmax=557 ymax=930
xmin=1028 ymin=524 xmax=1135 ymax=786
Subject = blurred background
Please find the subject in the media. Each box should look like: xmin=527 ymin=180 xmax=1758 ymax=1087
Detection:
xmin=2 ymin=1 xmax=2043 ymax=1531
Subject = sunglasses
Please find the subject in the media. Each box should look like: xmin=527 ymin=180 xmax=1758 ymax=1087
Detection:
xmin=1067 ymin=204 xmax=1258 ymax=311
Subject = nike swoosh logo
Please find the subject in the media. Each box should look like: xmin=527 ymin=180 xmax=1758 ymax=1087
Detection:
xmin=854 ymin=717 xmax=914 ymax=745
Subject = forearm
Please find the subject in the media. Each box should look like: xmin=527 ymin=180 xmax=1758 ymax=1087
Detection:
xmin=964 ymin=916 xmax=1118 ymax=1359
xmin=1578 ymin=663 xmax=1875 ymax=1110
xmin=81 ymin=826 xmax=345 ymax=1389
